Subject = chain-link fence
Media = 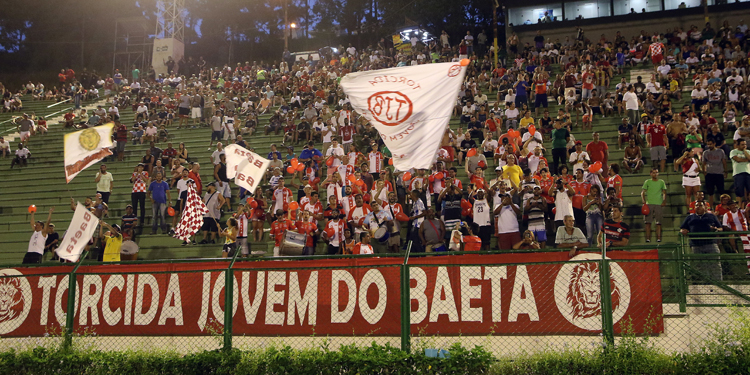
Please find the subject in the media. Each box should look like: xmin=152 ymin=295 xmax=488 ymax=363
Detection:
xmin=2 ymin=235 xmax=750 ymax=356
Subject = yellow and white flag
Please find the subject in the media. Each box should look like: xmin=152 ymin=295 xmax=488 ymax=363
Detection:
xmin=340 ymin=60 xmax=468 ymax=170
xmin=64 ymin=123 xmax=114 ymax=183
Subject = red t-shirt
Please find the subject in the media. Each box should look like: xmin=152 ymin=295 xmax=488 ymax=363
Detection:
xmin=582 ymin=72 xmax=595 ymax=90
xmin=295 ymin=221 xmax=317 ymax=247
xmin=464 ymin=235 xmax=482 ymax=251
xmin=647 ymin=124 xmax=667 ymax=147
xmin=340 ymin=125 xmax=355 ymax=143
xmin=569 ymin=180 xmax=591 ymax=209
xmin=607 ymin=175 xmax=623 ymax=199
xmin=270 ymin=220 xmax=296 ymax=247
xmin=586 ymin=141 xmax=609 ymax=165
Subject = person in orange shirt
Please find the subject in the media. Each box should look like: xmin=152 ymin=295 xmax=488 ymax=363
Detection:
xmin=352 ymin=232 xmax=374 ymax=255
xmin=270 ymin=209 xmax=296 ymax=257
xmin=295 ymin=210 xmax=317 ymax=255
xmin=469 ymin=166 xmax=487 ymax=190
xmin=606 ymin=163 xmax=623 ymax=199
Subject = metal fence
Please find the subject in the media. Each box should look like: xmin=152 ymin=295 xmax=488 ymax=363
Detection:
xmin=1 ymin=233 xmax=749 ymax=356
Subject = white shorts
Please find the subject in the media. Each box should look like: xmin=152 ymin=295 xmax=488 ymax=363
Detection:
xmin=273 ymin=246 xmax=280 ymax=257
xmin=191 ymin=107 xmax=202 ymax=119
xmin=20 ymin=131 xmax=30 ymax=139
xmin=682 ymin=176 xmax=701 ymax=187
xmin=217 ymin=181 xmax=231 ymax=197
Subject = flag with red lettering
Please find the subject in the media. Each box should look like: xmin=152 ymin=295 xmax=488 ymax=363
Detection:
xmin=56 ymin=203 xmax=100 ymax=262
xmin=173 ymin=182 xmax=208 ymax=242
xmin=340 ymin=61 xmax=468 ymax=170
xmin=224 ymin=144 xmax=270 ymax=195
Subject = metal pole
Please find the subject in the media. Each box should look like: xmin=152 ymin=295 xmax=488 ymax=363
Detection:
xmin=64 ymin=250 xmax=88 ymax=350
xmin=400 ymin=240 xmax=412 ymax=352
xmin=223 ymin=248 xmax=240 ymax=351
xmin=284 ymin=0 xmax=289 ymax=51
xmin=492 ymin=0 xmax=498 ymax=70
xmin=677 ymin=235 xmax=687 ymax=313
xmin=113 ymin=22 xmax=118 ymax=74
xmin=599 ymin=239 xmax=614 ymax=347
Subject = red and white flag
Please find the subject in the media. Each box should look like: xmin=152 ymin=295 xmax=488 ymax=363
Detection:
xmin=173 ymin=182 xmax=208 ymax=242
xmin=340 ymin=61 xmax=468 ymax=170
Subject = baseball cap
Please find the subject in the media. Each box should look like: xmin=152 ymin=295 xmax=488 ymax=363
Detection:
xmin=575 ymin=140 xmax=582 ymax=145
xmin=641 ymin=113 xmax=648 ymax=118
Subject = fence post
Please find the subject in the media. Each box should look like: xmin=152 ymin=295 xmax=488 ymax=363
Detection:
xmin=400 ymin=241 xmax=412 ymax=352
xmin=676 ymin=236 xmax=687 ymax=313
xmin=600 ymin=242 xmax=614 ymax=347
xmin=63 ymin=251 xmax=88 ymax=350
xmin=223 ymin=249 xmax=240 ymax=351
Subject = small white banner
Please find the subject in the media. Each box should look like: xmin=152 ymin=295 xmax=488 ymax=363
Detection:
xmin=224 ymin=144 xmax=270 ymax=195
xmin=340 ymin=61 xmax=468 ymax=170
xmin=56 ymin=203 xmax=100 ymax=262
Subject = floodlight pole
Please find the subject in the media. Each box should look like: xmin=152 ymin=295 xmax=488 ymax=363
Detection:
xmin=492 ymin=0 xmax=498 ymax=70
xmin=284 ymin=0 xmax=289 ymax=50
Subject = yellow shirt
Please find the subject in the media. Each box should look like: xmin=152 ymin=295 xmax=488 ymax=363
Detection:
xmin=519 ymin=117 xmax=535 ymax=129
xmin=103 ymin=235 xmax=122 ymax=262
xmin=502 ymin=165 xmax=523 ymax=188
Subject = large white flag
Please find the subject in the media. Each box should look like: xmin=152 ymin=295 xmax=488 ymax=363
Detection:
xmin=340 ymin=61 xmax=468 ymax=170
xmin=56 ymin=203 xmax=100 ymax=262
xmin=64 ymin=123 xmax=114 ymax=183
xmin=224 ymin=144 xmax=270 ymax=195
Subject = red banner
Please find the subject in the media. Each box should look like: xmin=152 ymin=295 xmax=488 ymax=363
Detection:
xmin=0 ymin=251 xmax=662 ymax=337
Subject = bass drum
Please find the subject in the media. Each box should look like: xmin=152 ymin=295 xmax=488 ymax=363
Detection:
xmin=373 ymin=226 xmax=390 ymax=243
xmin=120 ymin=240 xmax=139 ymax=261
xmin=279 ymin=231 xmax=306 ymax=256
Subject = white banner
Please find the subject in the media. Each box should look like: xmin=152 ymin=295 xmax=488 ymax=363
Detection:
xmin=56 ymin=203 xmax=100 ymax=262
xmin=224 ymin=144 xmax=270 ymax=195
xmin=340 ymin=61 xmax=468 ymax=170
xmin=64 ymin=123 xmax=114 ymax=183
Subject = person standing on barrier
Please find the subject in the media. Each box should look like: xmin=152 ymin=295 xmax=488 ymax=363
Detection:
xmin=680 ymin=201 xmax=723 ymax=281
xmin=730 ymin=138 xmax=750 ymax=207
xmin=409 ymin=190 xmax=427 ymax=252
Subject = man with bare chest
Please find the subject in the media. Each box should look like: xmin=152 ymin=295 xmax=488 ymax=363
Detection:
xmin=622 ymin=139 xmax=643 ymax=173
xmin=667 ymin=115 xmax=687 ymax=161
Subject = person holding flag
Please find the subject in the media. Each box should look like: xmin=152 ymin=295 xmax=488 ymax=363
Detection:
xmin=24 ymin=207 xmax=54 ymax=264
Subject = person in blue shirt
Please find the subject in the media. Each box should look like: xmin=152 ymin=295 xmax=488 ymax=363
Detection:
xmin=267 ymin=144 xmax=282 ymax=160
xmin=298 ymin=141 xmax=323 ymax=167
xmin=514 ymin=77 xmax=529 ymax=109
xmin=616 ymin=48 xmax=626 ymax=75
xmin=148 ymin=172 xmax=172 ymax=235
xmin=680 ymin=201 xmax=723 ymax=280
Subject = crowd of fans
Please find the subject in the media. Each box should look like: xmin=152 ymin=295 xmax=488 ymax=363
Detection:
xmin=7 ymin=18 xmax=750 ymax=263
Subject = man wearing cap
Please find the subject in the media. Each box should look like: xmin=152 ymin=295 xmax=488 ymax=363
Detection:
xmin=24 ymin=207 xmax=54 ymax=264
xmin=99 ymin=222 xmax=123 ymax=262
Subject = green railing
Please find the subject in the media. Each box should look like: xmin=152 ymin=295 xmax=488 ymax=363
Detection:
xmin=1 ymin=238 xmax=749 ymax=356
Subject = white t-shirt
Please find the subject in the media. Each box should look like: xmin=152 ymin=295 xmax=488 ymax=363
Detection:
xmin=554 ymin=189 xmax=574 ymax=221
xmin=473 ymin=199 xmax=491 ymax=226
xmin=505 ymin=108 xmax=520 ymax=120
xmin=27 ymin=230 xmax=47 ymax=255
xmin=496 ymin=204 xmax=520 ymax=234
xmin=522 ymin=132 xmax=543 ymax=152
xmin=211 ymin=149 xmax=225 ymax=165
xmin=326 ymin=146 xmax=345 ymax=167
xmin=569 ymin=151 xmax=590 ymax=173
xmin=623 ymin=92 xmax=639 ymax=110
xmin=691 ymin=89 xmax=707 ymax=99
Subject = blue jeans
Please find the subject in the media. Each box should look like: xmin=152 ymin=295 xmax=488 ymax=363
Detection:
xmin=585 ymin=213 xmax=603 ymax=246
xmin=74 ymin=94 xmax=81 ymax=109
xmin=152 ymin=202 xmax=168 ymax=233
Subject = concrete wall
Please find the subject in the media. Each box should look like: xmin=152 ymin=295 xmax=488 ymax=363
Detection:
xmin=509 ymin=7 xmax=750 ymax=48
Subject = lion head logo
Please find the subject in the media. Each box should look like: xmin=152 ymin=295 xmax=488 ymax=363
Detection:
xmin=554 ymin=254 xmax=630 ymax=331
xmin=0 ymin=269 xmax=32 ymax=335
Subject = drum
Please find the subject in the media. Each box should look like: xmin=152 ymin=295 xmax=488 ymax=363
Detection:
xmin=279 ymin=231 xmax=306 ymax=256
xmin=120 ymin=240 xmax=139 ymax=261
xmin=373 ymin=226 xmax=390 ymax=243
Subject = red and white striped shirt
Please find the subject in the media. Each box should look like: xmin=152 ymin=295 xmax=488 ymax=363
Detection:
xmin=368 ymin=152 xmax=384 ymax=173
xmin=237 ymin=212 xmax=251 ymax=238
xmin=723 ymin=210 xmax=747 ymax=231
xmin=325 ymin=219 xmax=347 ymax=247
xmin=347 ymin=204 xmax=372 ymax=233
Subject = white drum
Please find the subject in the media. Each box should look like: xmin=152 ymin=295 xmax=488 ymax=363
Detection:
xmin=120 ymin=240 xmax=139 ymax=261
